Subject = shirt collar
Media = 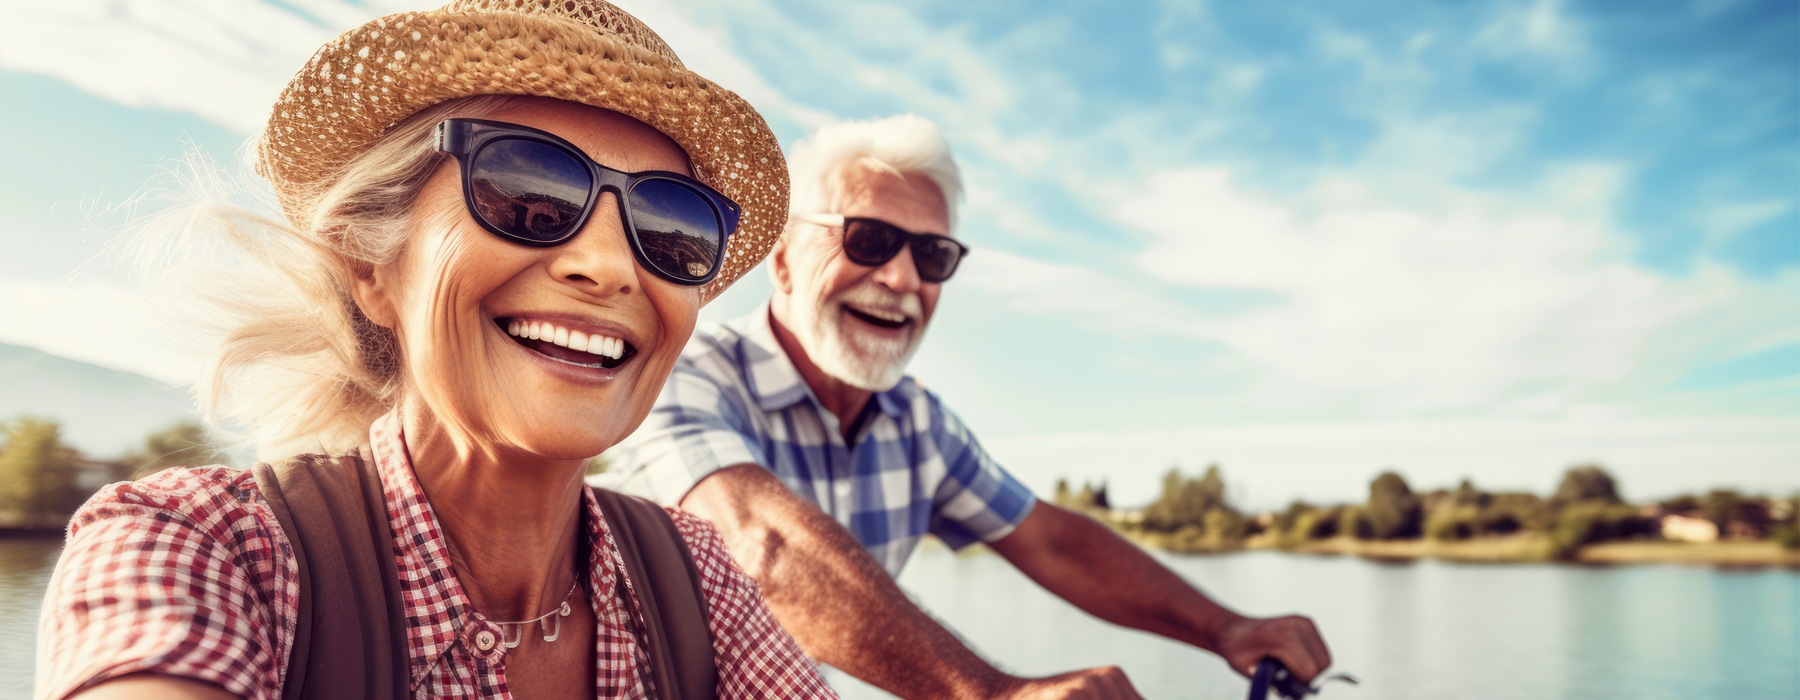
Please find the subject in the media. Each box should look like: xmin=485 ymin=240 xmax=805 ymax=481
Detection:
xmin=728 ymin=303 xmax=912 ymax=419
xmin=366 ymin=408 xmax=627 ymax=688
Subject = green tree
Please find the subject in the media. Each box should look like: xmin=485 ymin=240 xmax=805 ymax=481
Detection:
xmin=1452 ymin=479 xmax=1487 ymax=507
xmin=1365 ymin=471 xmax=1423 ymax=539
xmin=1550 ymin=464 xmax=1621 ymax=508
xmin=0 ymin=417 xmax=84 ymax=516
xmin=1699 ymin=489 xmax=1770 ymax=532
xmin=1144 ymin=465 xmax=1228 ymax=531
xmin=1658 ymin=494 xmax=1700 ymax=514
xmin=1272 ymin=501 xmax=1313 ymax=538
xmin=1479 ymin=492 xmax=1547 ymax=533
xmin=128 ymin=421 xmax=227 ymax=477
xmin=1426 ymin=505 xmax=1481 ymax=541
xmin=1549 ymin=501 xmax=1654 ymax=559
xmin=1338 ymin=506 xmax=1373 ymax=540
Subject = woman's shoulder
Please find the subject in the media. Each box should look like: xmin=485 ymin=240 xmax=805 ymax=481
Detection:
xmin=70 ymin=465 xmax=278 ymax=542
xmin=42 ymin=466 xmax=300 ymax=700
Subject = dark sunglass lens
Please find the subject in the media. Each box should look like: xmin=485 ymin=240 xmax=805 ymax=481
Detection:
xmin=468 ymin=139 xmax=592 ymax=243
xmin=629 ymin=178 xmax=724 ymax=282
xmin=912 ymin=237 xmax=964 ymax=282
xmin=843 ymin=220 xmax=904 ymax=266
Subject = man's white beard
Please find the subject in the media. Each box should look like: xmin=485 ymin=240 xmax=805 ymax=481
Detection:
xmin=790 ymin=281 xmax=924 ymax=392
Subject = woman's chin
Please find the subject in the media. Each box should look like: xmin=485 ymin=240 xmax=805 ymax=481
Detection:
xmin=506 ymin=437 xmax=616 ymax=463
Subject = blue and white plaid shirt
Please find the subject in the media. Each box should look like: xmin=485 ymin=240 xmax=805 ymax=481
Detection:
xmin=601 ymin=306 xmax=1037 ymax=576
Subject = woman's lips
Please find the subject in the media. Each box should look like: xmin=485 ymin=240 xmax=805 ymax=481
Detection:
xmin=496 ymin=317 xmax=638 ymax=369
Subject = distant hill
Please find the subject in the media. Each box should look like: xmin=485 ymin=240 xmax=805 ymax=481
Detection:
xmin=0 ymin=342 xmax=197 ymax=457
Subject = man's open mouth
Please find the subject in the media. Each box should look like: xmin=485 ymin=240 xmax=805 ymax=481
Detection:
xmin=499 ymin=318 xmax=636 ymax=369
xmin=844 ymin=305 xmax=911 ymax=330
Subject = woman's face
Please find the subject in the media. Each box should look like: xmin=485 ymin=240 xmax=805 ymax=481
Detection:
xmin=356 ymin=97 xmax=703 ymax=460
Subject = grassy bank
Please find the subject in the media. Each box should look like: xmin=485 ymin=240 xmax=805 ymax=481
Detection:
xmin=1124 ymin=532 xmax=1800 ymax=568
xmin=1575 ymin=540 xmax=1800 ymax=567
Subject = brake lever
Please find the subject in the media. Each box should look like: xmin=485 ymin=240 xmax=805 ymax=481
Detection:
xmin=1249 ymin=658 xmax=1360 ymax=699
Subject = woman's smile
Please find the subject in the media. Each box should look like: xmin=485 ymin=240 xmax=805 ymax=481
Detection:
xmin=490 ymin=310 xmax=646 ymax=385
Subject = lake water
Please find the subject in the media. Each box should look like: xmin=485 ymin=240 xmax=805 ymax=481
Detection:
xmin=3 ymin=538 xmax=1795 ymax=699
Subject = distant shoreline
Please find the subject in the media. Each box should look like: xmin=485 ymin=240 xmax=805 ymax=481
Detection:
xmin=1127 ymin=532 xmax=1800 ymax=568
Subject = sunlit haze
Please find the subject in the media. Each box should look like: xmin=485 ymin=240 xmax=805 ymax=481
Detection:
xmin=1 ymin=0 xmax=1794 ymax=507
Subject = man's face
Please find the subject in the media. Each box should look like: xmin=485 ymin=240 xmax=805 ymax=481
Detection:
xmin=778 ymin=161 xmax=950 ymax=391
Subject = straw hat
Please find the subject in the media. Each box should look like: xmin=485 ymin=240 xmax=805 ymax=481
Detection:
xmin=256 ymin=0 xmax=786 ymax=300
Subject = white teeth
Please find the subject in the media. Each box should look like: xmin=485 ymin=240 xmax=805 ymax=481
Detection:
xmin=855 ymin=306 xmax=907 ymax=323
xmin=504 ymin=319 xmax=627 ymax=361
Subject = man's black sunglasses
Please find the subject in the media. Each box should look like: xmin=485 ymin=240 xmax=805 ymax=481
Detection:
xmin=435 ymin=118 xmax=741 ymax=286
xmin=797 ymin=214 xmax=969 ymax=283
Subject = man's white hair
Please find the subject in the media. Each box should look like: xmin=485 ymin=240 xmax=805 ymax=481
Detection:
xmin=786 ymin=114 xmax=963 ymax=230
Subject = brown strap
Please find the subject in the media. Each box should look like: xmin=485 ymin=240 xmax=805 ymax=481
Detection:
xmin=592 ymin=488 xmax=718 ymax=700
xmin=253 ymin=449 xmax=409 ymax=700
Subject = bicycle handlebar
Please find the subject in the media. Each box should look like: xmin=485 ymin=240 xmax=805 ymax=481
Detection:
xmin=1247 ymin=658 xmax=1359 ymax=700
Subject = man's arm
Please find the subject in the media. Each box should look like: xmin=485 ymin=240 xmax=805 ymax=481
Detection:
xmin=988 ymin=502 xmax=1334 ymax=681
xmin=682 ymin=464 xmax=1141 ymax=700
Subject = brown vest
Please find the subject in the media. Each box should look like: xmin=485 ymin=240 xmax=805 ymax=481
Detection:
xmin=253 ymin=451 xmax=717 ymax=699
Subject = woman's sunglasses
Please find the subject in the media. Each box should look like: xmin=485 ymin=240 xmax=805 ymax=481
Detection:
xmin=796 ymin=213 xmax=969 ymax=283
xmin=435 ymin=118 xmax=741 ymax=286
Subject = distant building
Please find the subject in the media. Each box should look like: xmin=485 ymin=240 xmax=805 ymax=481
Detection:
xmin=1661 ymin=514 xmax=1718 ymax=543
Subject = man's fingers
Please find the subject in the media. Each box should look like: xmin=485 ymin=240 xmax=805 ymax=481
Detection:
xmin=1298 ymin=616 xmax=1332 ymax=675
xmin=1273 ymin=616 xmax=1325 ymax=681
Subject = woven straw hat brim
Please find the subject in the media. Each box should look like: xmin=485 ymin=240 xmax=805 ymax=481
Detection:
xmin=257 ymin=3 xmax=786 ymax=301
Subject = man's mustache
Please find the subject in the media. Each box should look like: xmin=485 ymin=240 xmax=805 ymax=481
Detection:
xmin=837 ymin=283 xmax=923 ymax=320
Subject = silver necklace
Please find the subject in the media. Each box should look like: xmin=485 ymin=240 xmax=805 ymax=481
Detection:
xmin=490 ymin=581 xmax=580 ymax=649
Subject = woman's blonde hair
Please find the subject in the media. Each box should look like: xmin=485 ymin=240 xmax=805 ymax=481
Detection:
xmin=135 ymin=96 xmax=518 ymax=460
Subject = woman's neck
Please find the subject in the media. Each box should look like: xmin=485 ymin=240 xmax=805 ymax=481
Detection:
xmin=399 ymin=399 xmax=587 ymax=621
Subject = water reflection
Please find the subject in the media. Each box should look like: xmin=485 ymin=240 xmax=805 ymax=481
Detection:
xmin=2 ymin=540 xmax=1795 ymax=699
xmin=1 ymin=538 xmax=62 ymax=699
xmin=857 ymin=547 xmax=1800 ymax=700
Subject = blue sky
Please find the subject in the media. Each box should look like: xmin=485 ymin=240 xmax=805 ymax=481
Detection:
xmin=1 ymin=0 xmax=1795 ymax=506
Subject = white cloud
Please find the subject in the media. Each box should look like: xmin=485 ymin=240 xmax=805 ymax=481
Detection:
xmin=0 ymin=0 xmax=831 ymax=136
xmin=1700 ymin=199 xmax=1792 ymax=244
xmin=1111 ymin=163 xmax=1800 ymax=412
xmin=4 ymin=0 xmax=1794 ymax=496
xmin=0 ymin=276 xmax=199 ymax=384
xmin=0 ymin=0 xmax=368 ymax=133
xmin=957 ymin=249 xmax=1219 ymax=340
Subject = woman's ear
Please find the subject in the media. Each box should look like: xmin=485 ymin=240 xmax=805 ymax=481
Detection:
xmin=347 ymin=261 xmax=401 ymax=331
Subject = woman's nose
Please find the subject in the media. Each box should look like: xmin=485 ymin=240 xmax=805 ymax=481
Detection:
xmin=547 ymin=192 xmax=639 ymax=296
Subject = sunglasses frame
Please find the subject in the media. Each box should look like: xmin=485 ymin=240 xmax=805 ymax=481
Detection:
xmin=797 ymin=213 xmax=970 ymax=283
xmin=435 ymin=118 xmax=742 ymax=286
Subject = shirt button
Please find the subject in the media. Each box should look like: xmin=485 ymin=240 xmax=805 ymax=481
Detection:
xmin=474 ymin=630 xmax=497 ymax=651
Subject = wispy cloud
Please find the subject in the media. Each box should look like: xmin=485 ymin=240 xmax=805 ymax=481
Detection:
xmin=1 ymin=0 xmax=1794 ymax=492
xmin=1114 ymin=163 xmax=1800 ymax=412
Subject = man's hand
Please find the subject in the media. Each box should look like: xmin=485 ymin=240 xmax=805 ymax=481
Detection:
xmin=997 ymin=667 xmax=1144 ymax=700
xmin=1215 ymin=614 xmax=1333 ymax=683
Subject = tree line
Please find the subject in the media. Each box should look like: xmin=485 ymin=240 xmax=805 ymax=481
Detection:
xmin=0 ymin=416 xmax=224 ymax=528
xmin=1053 ymin=463 xmax=1800 ymax=559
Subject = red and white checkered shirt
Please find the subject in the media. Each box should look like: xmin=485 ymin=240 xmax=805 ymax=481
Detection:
xmin=36 ymin=410 xmax=835 ymax=699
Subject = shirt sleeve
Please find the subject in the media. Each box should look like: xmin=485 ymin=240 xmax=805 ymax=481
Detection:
xmin=924 ymin=397 xmax=1038 ymax=550
xmin=668 ymin=509 xmax=837 ymax=699
xmin=36 ymin=470 xmax=289 ymax=700
xmin=603 ymin=363 xmax=767 ymax=507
